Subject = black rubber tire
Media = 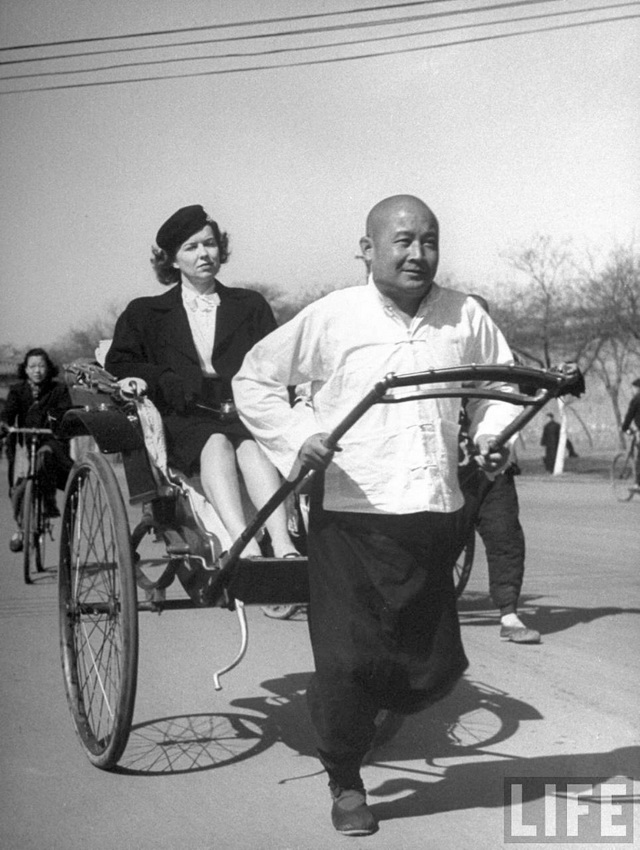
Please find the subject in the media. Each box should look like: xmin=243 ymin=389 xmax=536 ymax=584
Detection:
xmin=58 ymin=453 xmax=138 ymax=770
xmin=34 ymin=488 xmax=46 ymax=573
xmin=261 ymin=604 xmax=302 ymax=620
xmin=611 ymin=452 xmax=634 ymax=502
xmin=22 ymin=479 xmax=34 ymax=585
xmin=34 ymin=520 xmax=46 ymax=573
xmin=454 ymin=530 xmax=475 ymax=598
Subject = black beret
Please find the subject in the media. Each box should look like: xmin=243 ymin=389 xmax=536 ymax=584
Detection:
xmin=155 ymin=205 xmax=216 ymax=255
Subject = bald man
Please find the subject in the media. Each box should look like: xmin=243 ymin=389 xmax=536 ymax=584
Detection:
xmin=234 ymin=195 xmax=517 ymax=835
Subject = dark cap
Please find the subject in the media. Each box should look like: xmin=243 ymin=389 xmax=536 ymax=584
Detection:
xmin=632 ymin=378 xmax=640 ymax=388
xmin=155 ymin=205 xmax=216 ymax=256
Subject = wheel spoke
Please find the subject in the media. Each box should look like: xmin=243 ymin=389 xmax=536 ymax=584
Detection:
xmin=79 ymin=616 xmax=118 ymax=721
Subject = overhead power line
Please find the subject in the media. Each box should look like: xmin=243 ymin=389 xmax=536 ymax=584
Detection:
xmin=0 ymin=0 xmax=467 ymax=51
xmin=1 ymin=2 xmax=632 ymax=83
xmin=0 ymin=9 xmax=636 ymax=95
xmin=0 ymin=0 xmax=568 ymax=66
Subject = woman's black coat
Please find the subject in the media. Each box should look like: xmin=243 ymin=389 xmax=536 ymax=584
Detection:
xmin=105 ymin=281 xmax=277 ymax=414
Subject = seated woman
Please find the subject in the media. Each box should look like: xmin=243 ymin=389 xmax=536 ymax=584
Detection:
xmin=1 ymin=348 xmax=73 ymax=551
xmin=106 ymin=204 xmax=297 ymax=558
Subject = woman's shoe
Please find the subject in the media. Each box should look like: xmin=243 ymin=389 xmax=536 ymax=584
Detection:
xmin=9 ymin=532 xmax=23 ymax=553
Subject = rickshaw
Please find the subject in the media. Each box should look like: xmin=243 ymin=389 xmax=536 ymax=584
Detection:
xmin=57 ymin=360 xmax=583 ymax=770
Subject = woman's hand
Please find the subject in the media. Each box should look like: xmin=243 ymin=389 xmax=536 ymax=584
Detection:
xmin=117 ymin=377 xmax=148 ymax=399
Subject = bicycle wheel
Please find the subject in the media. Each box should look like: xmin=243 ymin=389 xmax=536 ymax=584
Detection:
xmin=22 ymin=479 xmax=35 ymax=585
xmin=453 ymin=530 xmax=475 ymax=598
xmin=34 ymin=488 xmax=47 ymax=573
xmin=58 ymin=452 xmax=138 ymax=770
xmin=611 ymin=452 xmax=634 ymax=502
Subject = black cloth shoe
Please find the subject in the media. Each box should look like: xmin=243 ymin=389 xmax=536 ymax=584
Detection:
xmin=330 ymin=786 xmax=377 ymax=836
xmin=9 ymin=532 xmax=23 ymax=553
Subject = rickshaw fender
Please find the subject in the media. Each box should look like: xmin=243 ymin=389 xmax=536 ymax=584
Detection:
xmin=60 ymin=407 xmax=143 ymax=454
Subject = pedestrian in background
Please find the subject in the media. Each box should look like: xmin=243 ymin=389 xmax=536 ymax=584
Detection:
xmin=459 ymin=293 xmax=540 ymax=645
xmin=541 ymin=411 xmax=561 ymax=472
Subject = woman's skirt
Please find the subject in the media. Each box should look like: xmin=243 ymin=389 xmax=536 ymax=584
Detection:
xmin=162 ymin=377 xmax=251 ymax=475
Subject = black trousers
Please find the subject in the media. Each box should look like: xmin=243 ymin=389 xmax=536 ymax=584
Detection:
xmin=461 ymin=466 xmax=525 ymax=614
xmin=305 ymin=491 xmax=468 ymax=789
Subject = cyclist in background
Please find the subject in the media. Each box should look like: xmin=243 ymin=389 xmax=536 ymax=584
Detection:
xmin=1 ymin=348 xmax=73 ymax=551
xmin=621 ymin=376 xmax=640 ymax=491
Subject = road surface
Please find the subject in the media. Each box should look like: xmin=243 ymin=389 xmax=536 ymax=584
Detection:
xmin=0 ymin=458 xmax=638 ymax=849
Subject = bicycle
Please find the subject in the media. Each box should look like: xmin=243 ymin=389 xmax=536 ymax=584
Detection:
xmin=611 ymin=428 xmax=640 ymax=502
xmin=5 ymin=426 xmax=55 ymax=584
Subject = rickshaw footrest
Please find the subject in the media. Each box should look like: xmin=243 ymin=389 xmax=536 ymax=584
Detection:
xmin=227 ymin=556 xmax=309 ymax=605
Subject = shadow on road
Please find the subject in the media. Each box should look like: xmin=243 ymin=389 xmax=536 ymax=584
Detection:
xmin=368 ymin=746 xmax=640 ymax=822
xmin=458 ymin=591 xmax=640 ymax=635
xmin=114 ymin=711 xmax=278 ymax=776
xmin=112 ymin=674 xmax=546 ymax=779
xmin=95 ymin=673 xmax=640 ymax=836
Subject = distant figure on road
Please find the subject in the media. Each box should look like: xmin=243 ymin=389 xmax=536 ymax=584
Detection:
xmin=621 ymin=376 xmax=640 ymax=489
xmin=541 ymin=412 xmax=561 ymax=472
xmin=0 ymin=348 xmax=72 ymax=551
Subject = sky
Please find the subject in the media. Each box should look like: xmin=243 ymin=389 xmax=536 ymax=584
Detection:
xmin=0 ymin=0 xmax=638 ymax=349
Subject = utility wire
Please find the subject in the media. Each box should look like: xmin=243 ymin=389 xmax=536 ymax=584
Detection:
xmin=0 ymin=12 xmax=636 ymax=95
xmin=0 ymin=0 xmax=576 ymax=74
xmin=0 ymin=0 xmax=568 ymax=66
xmin=1 ymin=2 xmax=631 ymax=82
xmin=0 ymin=0 xmax=476 ymax=51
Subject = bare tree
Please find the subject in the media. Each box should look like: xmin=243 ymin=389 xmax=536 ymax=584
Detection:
xmin=492 ymin=235 xmax=590 ymax=367
xmin=581 ymin=243 xmax=640 ymax=446
xmin=0 ymin=342 xmax=22 ymax=365
xmin=491 ymin=236 xmax=599 ymax=472
xmin=49 ymin=302 xmax=124 ymax=366
xmin=583 ymin=243 xmax=640 ymax=342
xmin=490 ymin=238 xmax=640 ymax=456
xmin=240 ymin=279 xmax=358 ymax=325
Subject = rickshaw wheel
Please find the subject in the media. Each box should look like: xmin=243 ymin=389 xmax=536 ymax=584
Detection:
xmin=58 ymin=452 xmax=138 ymax=770
xmin=261 ymin=604 xmax=302 ymax=620
xmin=453 ymin=530 xmax=475 ymax=598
